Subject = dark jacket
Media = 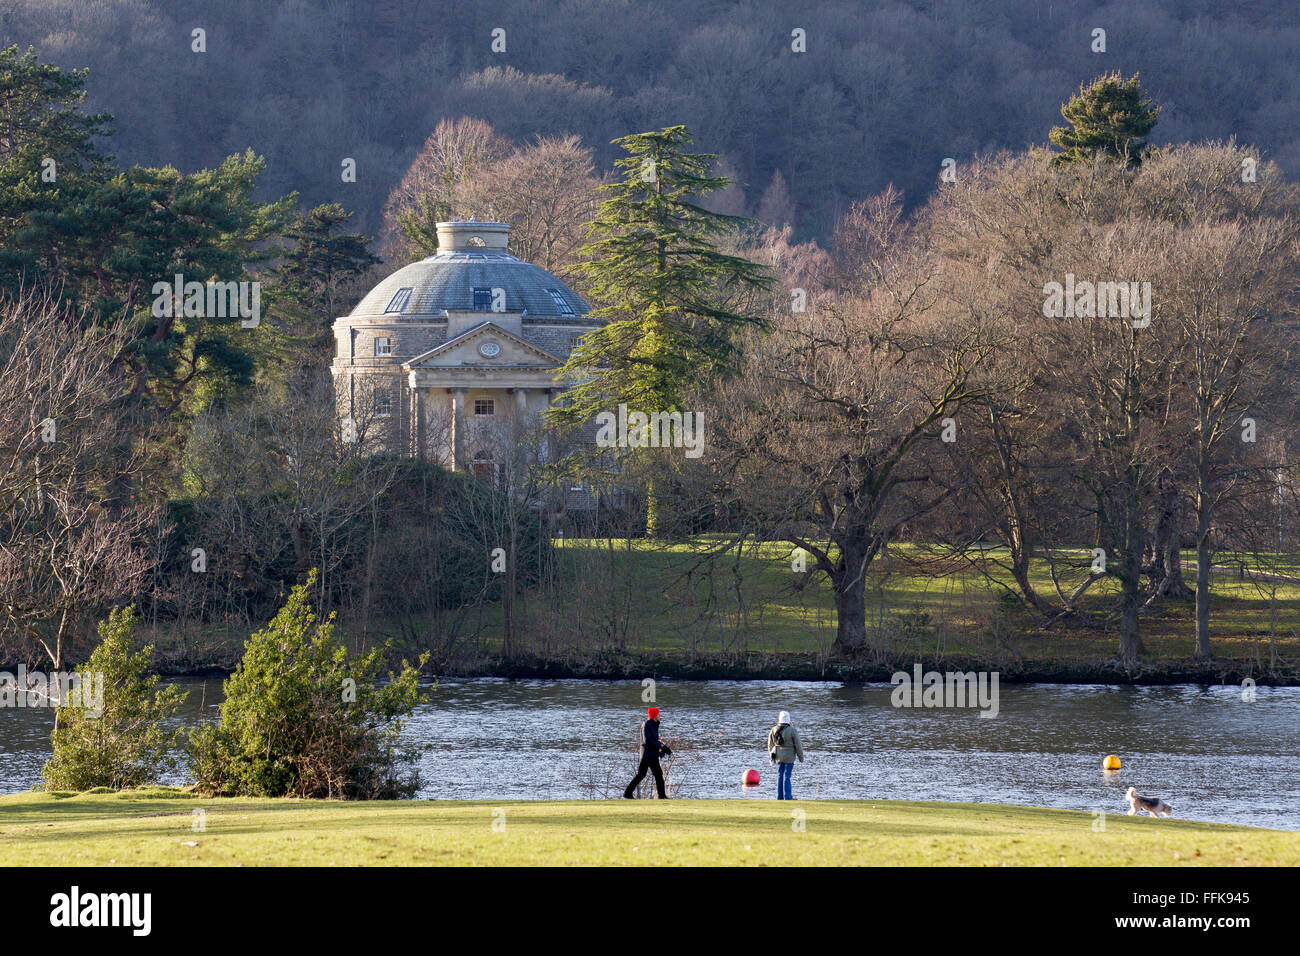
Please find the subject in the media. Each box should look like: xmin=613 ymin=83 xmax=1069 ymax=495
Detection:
xmin=638 ymin=718 xmax=662 ymax=756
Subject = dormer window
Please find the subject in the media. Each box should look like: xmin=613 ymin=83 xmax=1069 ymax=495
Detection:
xmin=472 ymin=287 xmax=494 ymax=311
xmin=546 ymin=288 xmax=575 ymax=316
xmin=384 ymin=288 xmax=412 ymax=313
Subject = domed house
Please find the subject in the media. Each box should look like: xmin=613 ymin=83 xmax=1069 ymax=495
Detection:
xmin=332 ymin=220 xmax=600 ymax=491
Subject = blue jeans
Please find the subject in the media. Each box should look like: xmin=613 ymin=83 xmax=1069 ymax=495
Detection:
xmin=776 ymin=761 xmax=794 ymax=800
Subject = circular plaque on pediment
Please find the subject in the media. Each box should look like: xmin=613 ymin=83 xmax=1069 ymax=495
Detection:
xmin=479 ymin=341 xmax=501 ymax=358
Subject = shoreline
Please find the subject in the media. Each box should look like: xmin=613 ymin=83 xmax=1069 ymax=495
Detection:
xmin=97 ymin=651 xmax=1300 ymax=686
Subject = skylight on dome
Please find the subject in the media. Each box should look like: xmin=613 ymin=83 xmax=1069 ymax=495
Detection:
xmin=546 ymin=288 xmax=575 ymax=316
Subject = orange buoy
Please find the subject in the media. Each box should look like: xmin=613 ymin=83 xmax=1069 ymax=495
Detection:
xmin=1103 ymin=754 xmax=1122 ymax=771
xmin=743 ymin=768 xmax=761 ymax=786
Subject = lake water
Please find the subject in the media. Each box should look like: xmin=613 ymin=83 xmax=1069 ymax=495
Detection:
xmin=3 ymin=678 xmax=1297 ymax=829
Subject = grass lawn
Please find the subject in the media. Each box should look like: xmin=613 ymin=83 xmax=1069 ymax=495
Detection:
xmin=2 ymin=788 xmax=1296 ymax=866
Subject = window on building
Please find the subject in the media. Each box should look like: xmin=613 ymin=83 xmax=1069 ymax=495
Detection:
xmin=546 ymin=288 xmax=575 ymax=316
xmin=375 ymin=394 xmax=393 ymax=418
xmin=384 ymin=288 xmax=412 ymax=313
xmin=474 ymin=399 xmax=495 ymax=416
xmin=472 ymin=286 xmax=494 ymax=311
xmin=374 ymin=336 xmax=391 ymax=356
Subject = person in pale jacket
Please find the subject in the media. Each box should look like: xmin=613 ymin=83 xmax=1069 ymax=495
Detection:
xmin=767 ymin=710 xmax=805 ymax=800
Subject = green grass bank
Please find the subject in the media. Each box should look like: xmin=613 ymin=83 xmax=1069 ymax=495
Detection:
xmin=2 ymin=789 xmax=1296 ymax=866
xmin=144 ymin=539 xmax=1300 ymax=684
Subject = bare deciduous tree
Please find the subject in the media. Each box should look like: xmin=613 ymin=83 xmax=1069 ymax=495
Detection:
xmin=705 ymin=192 xmax=994 ymax=655
xmin=469 ymin=134 xmax=602 ymax=283
xmin=0 ymin=290 xmax=158 ymax=684
xmin=378 ymin=117 xmax=509 ymax=261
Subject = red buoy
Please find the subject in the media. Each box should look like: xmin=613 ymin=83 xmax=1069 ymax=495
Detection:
xmin=743 ymin=768 xmax=761 ymax=786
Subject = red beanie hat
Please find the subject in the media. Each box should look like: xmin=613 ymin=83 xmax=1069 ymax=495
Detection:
xmin=648 ymin=707 xmax=660 ymax=719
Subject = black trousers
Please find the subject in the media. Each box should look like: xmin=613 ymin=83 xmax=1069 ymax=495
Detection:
xmin=624 ymin=752 xmax=667 ymax=798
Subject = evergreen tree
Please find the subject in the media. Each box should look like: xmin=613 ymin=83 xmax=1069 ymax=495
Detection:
xmin=189 ymin=572 xmax=428 ymax=799
xmin=0 ymin=45 xmax=110 ymax=166
xmin=0 ymin=45 xmax=300 ymax=431
xmin=549 ymin=125 xmax=770 ymax=535
xmin=1049 ymin=72 xmax=1161 ymax=168
xmin=259 ymin=202 xmax=380 ymax=376
xmin=275 ymin=203 xmax=380 ymax=323
xmin=41 ymin=607 xmax=187 ymax=792
xmin=0 ymin=45 xmax=112 ymax=289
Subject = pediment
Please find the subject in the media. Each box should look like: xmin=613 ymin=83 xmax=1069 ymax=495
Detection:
xmin=403 ymin=321 xmax=562 ymax=369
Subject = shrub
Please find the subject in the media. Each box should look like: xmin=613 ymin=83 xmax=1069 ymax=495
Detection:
xmin=41 ymin=607 xmax=187 ymax=791
xmin=190 ymin=572 xmax=429 ymax=799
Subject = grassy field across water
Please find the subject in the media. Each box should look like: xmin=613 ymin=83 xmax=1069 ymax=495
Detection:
xmin=2 ymin=789 xmax=1296 ymax=866
xmin=137 ymin=538 xmax=1300 ymax=679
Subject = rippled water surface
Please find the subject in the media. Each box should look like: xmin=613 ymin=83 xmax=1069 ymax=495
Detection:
xmin=3 ymin=678 xmax=1297 ymax=829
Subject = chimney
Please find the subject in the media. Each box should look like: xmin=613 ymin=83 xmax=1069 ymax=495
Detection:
xmin=436 ymin=220 xmax=510 ymax=253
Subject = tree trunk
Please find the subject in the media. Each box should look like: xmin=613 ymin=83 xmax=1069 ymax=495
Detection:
xmin=1147 ymin=482 xmax=1192 ymax=600
xmin=644 ymin=477 xmax=662 ymax=538
xmin=1163 ymin=535 xmax=1189 ymax=596
xmin=52 ymin=607 xmax=67 ymax=735
xmin=832 ymin=570 xmax=868 ymax=655
xmin=1007 ymin=526 xmax=1058 ymax=614
xmin=289 ymin=517 xmax=311 ymax=573
xmin=1118 ymin=353 xmax=1144 ymax=664
xmin=502 ymin=559 xmax=516 ymax=658
xmin=987 ymin=400 xmax=1054 ymax=613
xmin=1194 ymin=470 xmax=1213 ymax=658
xmin=831 ymin=534 xmax=876 ymax=655
xmin=502 ymin=510 xmax=519 ymax=657
xmin=1119 ymin=488 xmax=1145 ymax=664
xmin=1119 ymin=545 xmax=1144 ymax=664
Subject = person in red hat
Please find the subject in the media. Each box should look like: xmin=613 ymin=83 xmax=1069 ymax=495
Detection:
xmin=623 ymin=706 xmax=671 ymax=798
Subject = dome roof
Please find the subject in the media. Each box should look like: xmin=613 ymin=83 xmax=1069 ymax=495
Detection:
xmin=349 ymin=222 xmax=590 ymax=320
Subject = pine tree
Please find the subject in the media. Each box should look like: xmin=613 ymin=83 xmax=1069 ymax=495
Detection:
xmin=41 ymin=607 xmax=187 ymax=792
xmin=0 ymin=45 xmax=112 ymax=291
xmin=549 ymin=126 xmax=770 ymax=535
xmin=277 ymin=204 xmax=379 ymax=319
xmin=189 ymin=573 xmax=427 ymax=799
xmin=0 ymin=44 xmax=110 ymax=171
xmin=0 ymin=47 xmax=300 ymax=432
xmin=1049 ymin=72 xmax=1160 ymax=168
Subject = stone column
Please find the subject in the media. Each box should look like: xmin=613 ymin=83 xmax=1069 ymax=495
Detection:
xmin=450 ymin=387 xmax=466 ymax=470
xmin=407 ymin=387 xmax=415 ymax=458
xmin=412 ymin=386 xmax=424 ymax=460
xmin=515 ymin=387 xmax=529 ymax=417
xmin=541 ymin=388 xmax=553 ymax=462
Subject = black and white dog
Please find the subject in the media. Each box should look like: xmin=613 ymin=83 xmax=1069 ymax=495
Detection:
xmin=1126 ymin=786 xmax=1173 ymax=817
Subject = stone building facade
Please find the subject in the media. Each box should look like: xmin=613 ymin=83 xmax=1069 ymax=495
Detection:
xmin=332 ymin=221 xmax=600 ymax=488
